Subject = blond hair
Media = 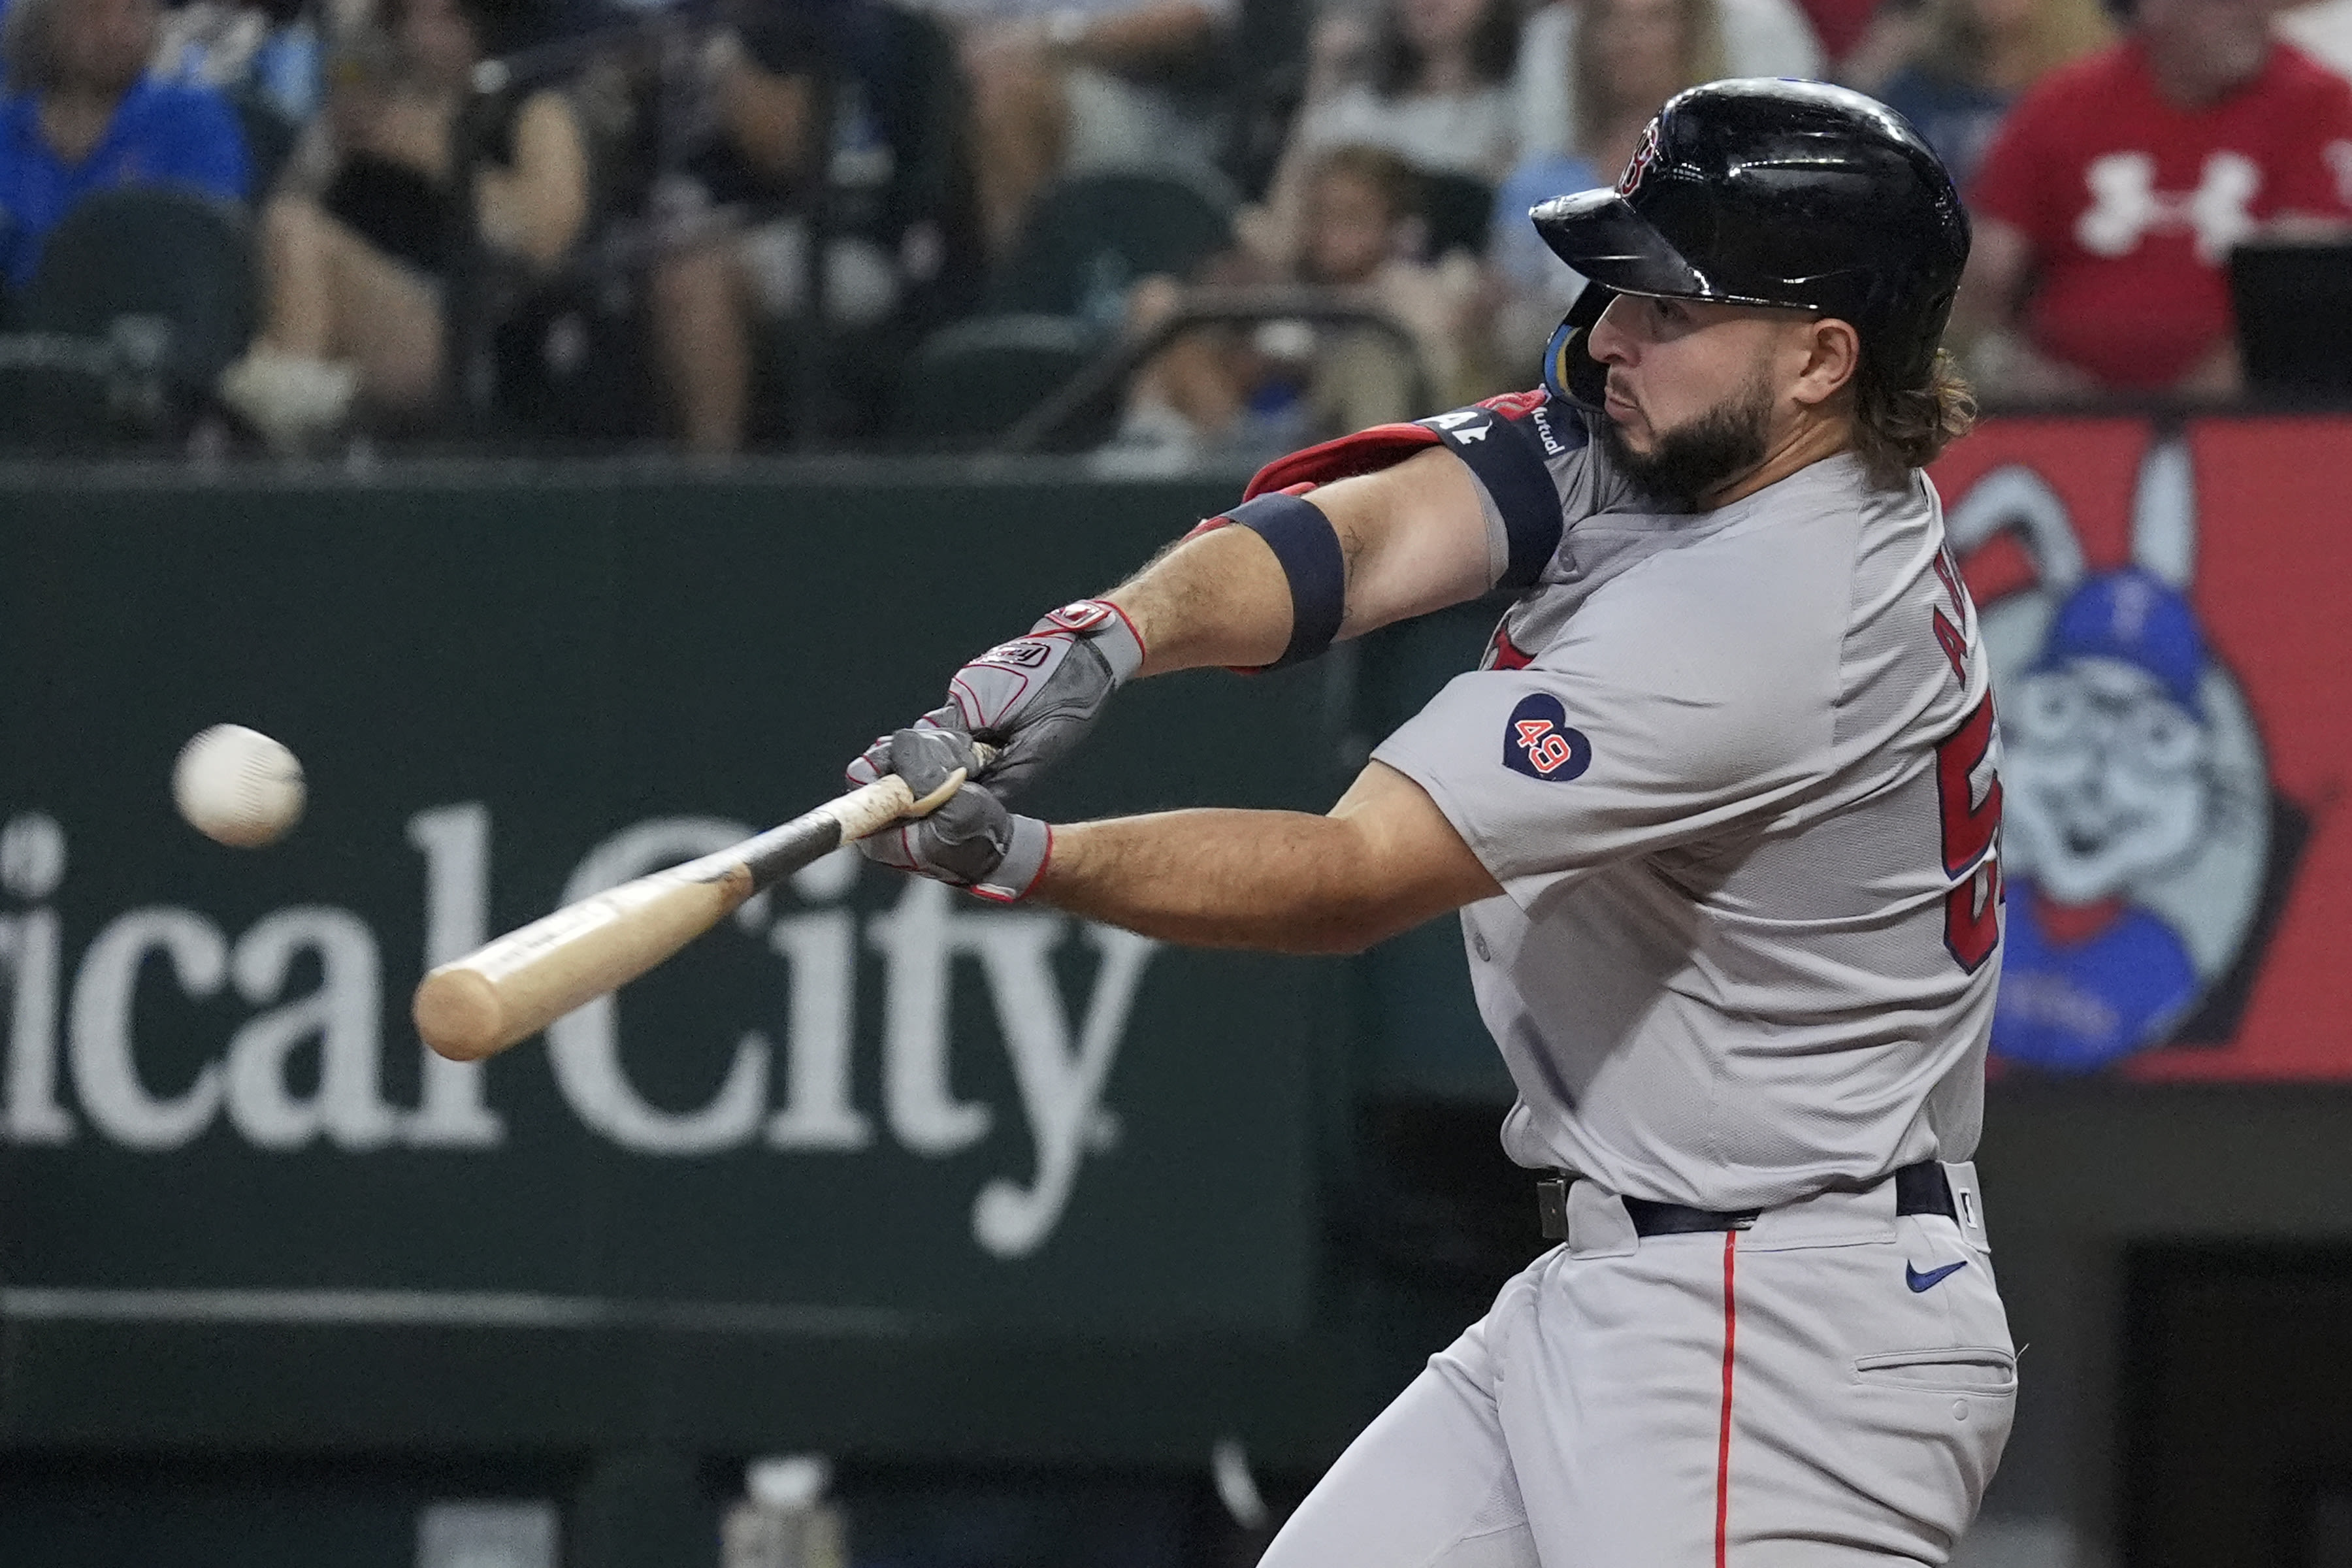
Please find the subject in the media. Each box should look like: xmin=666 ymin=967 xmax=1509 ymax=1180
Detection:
xmin=1925 ymin=0 xmax=2114 ymax=89
xmin=1573 ymin=0 xmax=1729 ymax=160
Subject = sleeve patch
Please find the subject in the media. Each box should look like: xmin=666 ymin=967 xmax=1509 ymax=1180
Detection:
xmin=1505 ymin=693 xmax=1592 ymax=781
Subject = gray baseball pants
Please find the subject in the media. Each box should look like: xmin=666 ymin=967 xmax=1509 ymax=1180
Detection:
xmin=1261 ymin=1164 xmax=2014 ymax=1567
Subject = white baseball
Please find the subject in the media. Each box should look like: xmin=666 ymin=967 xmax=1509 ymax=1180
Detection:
xmin=172 ymin=725 xmax=306 ymax=848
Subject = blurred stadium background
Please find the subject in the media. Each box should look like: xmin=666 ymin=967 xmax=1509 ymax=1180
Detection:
xmin=4 ymin=0 xmax=2352 ymax=1560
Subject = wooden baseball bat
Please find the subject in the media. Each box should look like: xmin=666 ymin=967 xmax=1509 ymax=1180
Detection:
xmin=412 ymin=752 xmax=988 ymax=1062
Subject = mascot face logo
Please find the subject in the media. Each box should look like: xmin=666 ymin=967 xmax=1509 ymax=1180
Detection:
xmin=2004 ymin=573 xmax=2212 ymax=906
xmin=1949 ymin=439 xmax=2302 ymax=1073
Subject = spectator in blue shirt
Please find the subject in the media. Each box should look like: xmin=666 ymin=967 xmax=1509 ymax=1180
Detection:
xmin=0 ymin=0 xmax=249 ymax=291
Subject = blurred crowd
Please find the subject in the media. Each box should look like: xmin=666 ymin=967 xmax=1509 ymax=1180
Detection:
xmin=0 ymin=0 xmax=2347 ymax=457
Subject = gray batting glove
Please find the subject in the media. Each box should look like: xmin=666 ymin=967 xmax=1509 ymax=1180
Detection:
xmin=846 ymin=726 xmax=1053 ymax=902
xmin=924 ymin=598 xmax=1145 ymax=800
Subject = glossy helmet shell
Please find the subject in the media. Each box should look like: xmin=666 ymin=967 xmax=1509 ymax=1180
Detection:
xmin=1532 ymin=78 xmax=1970 ymax=411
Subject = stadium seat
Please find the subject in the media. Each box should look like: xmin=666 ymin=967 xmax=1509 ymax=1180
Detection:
xmin=890 ymin=313 xmax=1111 ymax=451
xmin=19 ymin=187 xmax=257 ymax=399
xmin=987 ymin=171 xmax=1235 ymax=324
xmin=1420 ymin=171 xmax=1497 ymax=259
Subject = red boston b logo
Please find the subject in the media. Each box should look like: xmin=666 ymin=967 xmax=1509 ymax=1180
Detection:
xmin=1617 ymin=121 xmax=1661 ymax=197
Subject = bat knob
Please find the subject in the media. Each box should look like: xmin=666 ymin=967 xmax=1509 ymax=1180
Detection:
xmin=414 ymin=965 xmax=509 ymax=1061
xmin=904 ymin=764 xmax=968 ymax=818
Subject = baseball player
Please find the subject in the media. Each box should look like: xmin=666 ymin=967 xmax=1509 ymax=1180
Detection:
xmin=851 ymin=80 xmax=2014 ymax=1565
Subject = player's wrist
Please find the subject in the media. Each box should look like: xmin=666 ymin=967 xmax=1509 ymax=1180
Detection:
xmin=968 ymin=815 xmax=1051 ymax=902
xmin=1030 ymin=598 xmax=1146 ymax=686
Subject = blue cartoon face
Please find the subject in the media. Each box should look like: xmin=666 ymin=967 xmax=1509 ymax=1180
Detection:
xmin=2004 ymin=655 xmax=2212 ymax=906
xmin=1952 ymin=444 xmax=2299 ymax=1073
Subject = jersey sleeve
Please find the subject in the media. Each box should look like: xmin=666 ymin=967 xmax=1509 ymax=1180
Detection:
xmin=1410 ymin=393 xmax=1593 ymax=590
xmin=1371 ymin=542 xmax=1840 ymax=910
xmin=1241 ymin=389 xmax=1622 ymax=593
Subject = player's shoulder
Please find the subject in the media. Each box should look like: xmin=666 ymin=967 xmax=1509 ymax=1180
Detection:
xmin=1243 ymin=388 xmax=1588 ymax=497
xmin=1556 ymin=483 xmax=1866 ymax=687
xmin=1421 ymin=388 xmax=1592 ymax=460
xmin=1403 ymin=390 xmax=1600 ymax=587
xmin=1703 ymin=449 xmax=1893 ymax=559
xmin=1614 ymin=455 xmax=1895 ymax=627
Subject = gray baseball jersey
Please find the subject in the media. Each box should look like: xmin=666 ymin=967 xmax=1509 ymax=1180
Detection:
xmin=1371 ymin=392 xmax=2003 ymax=1211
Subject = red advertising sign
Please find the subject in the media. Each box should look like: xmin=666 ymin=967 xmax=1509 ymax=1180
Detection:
xmin=1930 ymin=416 xmax=2352 ymax=1080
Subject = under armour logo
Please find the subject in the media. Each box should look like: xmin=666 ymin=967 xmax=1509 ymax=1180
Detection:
xmin=2076 ymin=151 xmax=2260 ymax=265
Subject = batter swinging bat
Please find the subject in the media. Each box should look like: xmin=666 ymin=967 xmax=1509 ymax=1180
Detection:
xmin=412 ymin=749 xmax=989 ymax=1062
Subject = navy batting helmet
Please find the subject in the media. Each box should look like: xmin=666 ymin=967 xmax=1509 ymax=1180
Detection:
xmin=1533 ymin=78 xmax=1970 ymax=412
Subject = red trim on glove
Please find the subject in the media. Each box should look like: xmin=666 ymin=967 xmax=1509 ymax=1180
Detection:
xmin=967 ymin=824 xmax=1053 ymax=904
xmin=1098 ymin=600 xmax=1147 ymax=664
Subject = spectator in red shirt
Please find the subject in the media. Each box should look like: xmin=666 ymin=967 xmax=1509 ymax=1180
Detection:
xmin=1957 ymin=0 xmax=2352 ymax=400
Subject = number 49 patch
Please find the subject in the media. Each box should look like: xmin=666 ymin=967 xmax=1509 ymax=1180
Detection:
xmin=1504 ymin=693 xmax=1592 ymax=781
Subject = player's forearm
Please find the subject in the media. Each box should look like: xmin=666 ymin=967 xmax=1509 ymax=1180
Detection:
xmin=1107 ymin=526 xmax=1294 ymax=676
xmin=1037 ymin=809 xmax=1409 ymax=954
xmin=1107 ymin=447 xmax=1493 ymax=678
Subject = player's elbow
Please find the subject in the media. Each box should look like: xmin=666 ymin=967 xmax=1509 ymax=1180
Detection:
xmin=1281 ymin=894 xmax=1441 ymax=956
xmin=1284 ymin=913 xmax=1384 ymax=956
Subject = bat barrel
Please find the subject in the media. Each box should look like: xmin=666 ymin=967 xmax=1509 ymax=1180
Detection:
xmin=408 ymin=765 xmax=962 ymax=1063
xmin=412 ymin=966 xmax=511 ymax=1062
xmin=413 ymin=855 xmax=756 ymax=1060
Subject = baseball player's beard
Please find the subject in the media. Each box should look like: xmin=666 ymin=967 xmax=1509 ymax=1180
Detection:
xmin=1597 ymin=367 xmax=1776 ymax=510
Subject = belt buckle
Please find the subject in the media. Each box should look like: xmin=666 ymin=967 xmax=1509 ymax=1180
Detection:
xmin=1537 ymin=1175 xmax=1571 ymax=1241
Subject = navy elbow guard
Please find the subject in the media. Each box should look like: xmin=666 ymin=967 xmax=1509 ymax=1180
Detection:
xmin=1224 ymin=491 xmax=1345 ymax=670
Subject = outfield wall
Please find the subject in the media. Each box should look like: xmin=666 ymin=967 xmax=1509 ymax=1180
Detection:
xmin=2 ymin=421 xmax=2349 ymax=1566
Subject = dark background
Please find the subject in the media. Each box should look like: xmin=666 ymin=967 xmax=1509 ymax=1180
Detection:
xmin=0 ymin=456 xmax=2347 ymax=1567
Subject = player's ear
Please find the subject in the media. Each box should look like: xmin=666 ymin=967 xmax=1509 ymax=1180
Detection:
xmin=1791 ymin=318 xmax=1862 ymax=408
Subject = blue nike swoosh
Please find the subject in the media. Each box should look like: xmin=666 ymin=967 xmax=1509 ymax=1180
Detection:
xmin=1906 ymin=1260 xmax=1969 ymax=1293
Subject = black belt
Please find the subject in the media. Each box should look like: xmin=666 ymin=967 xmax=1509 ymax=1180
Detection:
xmin=1537 ymin=1160 xmax=1958 ymax=1242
